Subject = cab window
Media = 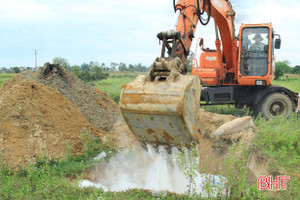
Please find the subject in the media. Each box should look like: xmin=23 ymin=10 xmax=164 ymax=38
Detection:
xmin=240 ymin=27 xmax=269 ymax=76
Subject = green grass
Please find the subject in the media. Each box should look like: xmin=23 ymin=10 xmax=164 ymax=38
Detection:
xmin=253 ymin=114 xmax=299 ymax=172
xmin=93 ymin=73 xmax=138 ymax=102
xmin=272 ymin=77 xmax=300 ymax=92
xmin=253 ymin=113 xmax=300 ymax=199
xmin=0 ymin=73 xmax=14 ymax=87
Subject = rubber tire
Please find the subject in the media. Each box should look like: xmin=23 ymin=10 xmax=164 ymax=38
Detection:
xmin=258 ymin=92 xmax=292 ymax=120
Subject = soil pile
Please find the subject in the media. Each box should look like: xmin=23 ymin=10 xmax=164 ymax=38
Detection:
xmin=0 ymin=63 xmax=133 ymax=169
xmin=0 ymin=80 xmax=99 ymax=168
xmin=16 ymin=63 xmax=119 ymax=131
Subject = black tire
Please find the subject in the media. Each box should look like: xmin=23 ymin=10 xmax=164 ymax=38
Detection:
xmin=258 ymin=92 xmax=293 ymax=120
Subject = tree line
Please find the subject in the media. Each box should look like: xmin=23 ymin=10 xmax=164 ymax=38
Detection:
xmin=52 ymin=57 xmax=150 ymax=82
xmin=2 ymin=56 xmax=299 ymax=81
xmin=275 ymin=60 xmax=300 ymax=79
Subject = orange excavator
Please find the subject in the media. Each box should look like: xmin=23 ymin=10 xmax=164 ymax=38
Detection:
xmin=120 ymin=0 xmax=298 ymax=147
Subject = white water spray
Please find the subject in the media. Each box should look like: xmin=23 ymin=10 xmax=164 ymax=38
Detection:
xmin=79 ymin=144 xmax=227 ymax=196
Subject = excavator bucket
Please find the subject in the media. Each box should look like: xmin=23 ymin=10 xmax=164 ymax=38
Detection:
xmin=119 ymin=74 xmax=201 ymax=148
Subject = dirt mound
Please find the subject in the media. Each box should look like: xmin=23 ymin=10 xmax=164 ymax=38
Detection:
xmin=0 ymin=63 xmax=132 ymax=169
xmin=13 ymin=63 xmax=120 ymax=131
xmin=0 ymin=80 xmax=101 ymax=169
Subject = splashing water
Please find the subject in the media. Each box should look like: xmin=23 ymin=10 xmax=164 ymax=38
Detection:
xmin=79 ymin=144 xmax=227 ymax=196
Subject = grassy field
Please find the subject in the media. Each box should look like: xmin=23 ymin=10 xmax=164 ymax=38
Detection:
xmin=0 ymin=73 xmax=14 ymax=87
xmin=0 ymin=72 xmax=299 ymax=199
xmin=272 ymin=74 xmax=300 ymax=92
xmin=94 ymin=73 xmax=139 ymax=102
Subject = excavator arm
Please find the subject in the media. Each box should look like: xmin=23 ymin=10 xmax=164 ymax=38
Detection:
xmin=157 ymin=0 xmax=236 ymax=73
xmin=119 ymin=0 xmax=237 ymax=148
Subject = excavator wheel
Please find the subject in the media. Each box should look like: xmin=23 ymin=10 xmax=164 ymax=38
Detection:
xmin=258 ymin=92 xmax=292 ymax=120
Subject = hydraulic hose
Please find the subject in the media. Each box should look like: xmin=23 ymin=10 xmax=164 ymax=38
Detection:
xmin=198 ymin=0 xmax=211 ymax=26
xmin=197 ymin=0 xmax=205 ymax=15
xmin=173 ymin=0 xmax=176 ymax=12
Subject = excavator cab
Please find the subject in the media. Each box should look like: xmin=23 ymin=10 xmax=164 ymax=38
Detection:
xmin=237 ymin=23 xmax=280 ymax=86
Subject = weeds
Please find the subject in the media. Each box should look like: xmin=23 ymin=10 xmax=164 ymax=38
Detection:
xmin=221 ymin=142 xmax=257 ymax=199
xmin=252 ymin=113 xmax=300 ymax=199
xmin=175 ymin=143 xmax=199 ymax=197
xmin=203 ymin=105 xmax=252 ymax=117
xmin=253 ymin=113 xmax=299 ymax=172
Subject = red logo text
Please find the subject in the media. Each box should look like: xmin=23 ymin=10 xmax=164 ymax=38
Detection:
xmin=258 ymin=176 xmax=290 ymax=190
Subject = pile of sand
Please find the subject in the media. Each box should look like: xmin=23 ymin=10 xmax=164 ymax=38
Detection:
xmin=0 ymin=63 xmax=134 ymax=169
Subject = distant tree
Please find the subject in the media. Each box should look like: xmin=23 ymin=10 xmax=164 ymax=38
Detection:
xmin=135 ymin=63 xmax=148 ymax=72
xmin=275 ymin=60 xmax=291 ymax=79
xmin=276 ymin=60 xmax=291 ymax=73
xmin=110 ymin=62 xmax=118 ymax=71
xmin=78 ymin=70 xmax=92 ymax=81
xmin=81 ymin=63 xmax=91 ymax=71
xmin=186 ymin=51 xmax=195 ymax=73
xmin=69 ymin=62 xmax=109 ymax=82
xmin=119 ymin=62 xmax=128 ymax=71
xmin=70 ymin=65 xmax=81 ymax=76
xmin=275 ymin=67 xmax=284 ymax=80
xmin=128 ymin=64 xmax=135 ymax=72
xmin=12 ymin=67 xmax=21 ymax=73
xmin=91 ymin=66 xmax=109 ymax=80
xmin=89 ymin=61 xmax=100 ymax=69
xmin=1 ymin=67 xmax=7 ymax=72
xmin=53 ymin=57 xmax=70 ymax=70
xmin=292 ymin=65 xmax=300 ymax=74
xmin=100 ymin=63 xmax=109 ymax=71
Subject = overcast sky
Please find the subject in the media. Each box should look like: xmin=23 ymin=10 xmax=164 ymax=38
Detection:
xmin=0 ymin=0 xmax=299 ymax=68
